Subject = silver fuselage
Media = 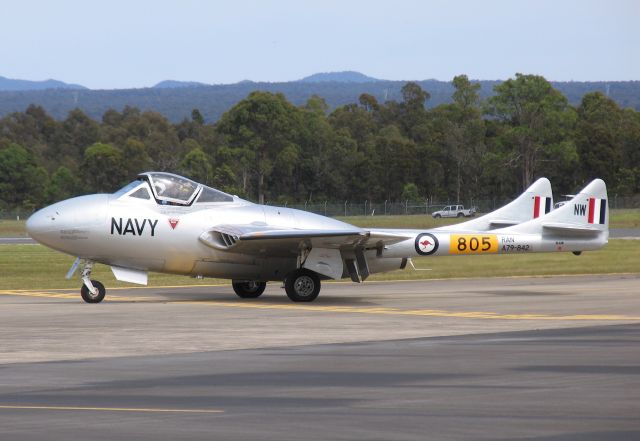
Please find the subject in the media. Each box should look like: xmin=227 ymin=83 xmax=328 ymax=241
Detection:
xmin=27 ymin=192 xmax=374 ymax=280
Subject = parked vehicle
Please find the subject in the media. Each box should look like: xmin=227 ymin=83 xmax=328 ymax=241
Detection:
xmin=554 ymin=201 xmax=567 ymax=209
xmin=432 ymin=205 xmax=476 ymax=218
xmin=553 ymin=195 xmax=577 ymax=210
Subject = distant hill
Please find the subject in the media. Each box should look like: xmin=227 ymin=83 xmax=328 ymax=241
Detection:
xmin=153 ymin=80 xmax=209 ymax=88
xmin=298 ymin=71 xmax=381 ymax=83
xmin=0 ymin=75 xmax=86 ymax=91
xmin=0 ymin=75 xmax=638 ymax=123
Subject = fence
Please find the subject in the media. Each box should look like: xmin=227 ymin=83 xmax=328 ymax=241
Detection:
xmin=2 ymin=195 xmax=640 ymax=220
xmin=276 ymin=199 xmax=508 ymax=217
xmin=275 ymin=194 xmax=640 ymax=217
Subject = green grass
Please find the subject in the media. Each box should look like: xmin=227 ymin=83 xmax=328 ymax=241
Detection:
xmin=0 ymin=220 xmax=29 ymax=237
xmin=0 ymin=240 xmax=636 ymax=291
xmin=336 ymin=215 xmax=462 ymax=229
xmin=0 ymin=244 xmax=227 ymax=290
xmin=607 ymin=209 xmax=640 ymax=228
xmin=2 ymin=209 xmax=639 ymax=237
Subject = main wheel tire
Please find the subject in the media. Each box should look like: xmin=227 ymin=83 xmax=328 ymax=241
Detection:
xmin=80 ymin=280 xmax=106 ymax=303
xmin=457 ymin=212 xmax=464 ymax=217
xmin=434 ymin=214 xmax=441 ymax=219
xmin=232 ymin=280 xmax=266 ymax=298
xmin=284 ymin=269 xmax=320 ymax=302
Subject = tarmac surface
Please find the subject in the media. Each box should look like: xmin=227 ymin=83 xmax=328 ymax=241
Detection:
xmin=0 ymin=237 xmax=35 ymax=244
xmin=610 ymin=228 xmax=640 ymax=239
xmin=1 ymin=276 xmax=639 ymax=440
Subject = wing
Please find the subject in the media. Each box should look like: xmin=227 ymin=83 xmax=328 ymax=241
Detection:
xmin=199 ymin=224 xmax=412 ymax=281
xmin=199 ymin=224 xmax=411 ymax=257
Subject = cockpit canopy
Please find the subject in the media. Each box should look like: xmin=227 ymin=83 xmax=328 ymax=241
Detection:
xmin=114 ymin=172 xmax=234 ymax=206
xmin=144 ymin=172 xmax=200 ymax=204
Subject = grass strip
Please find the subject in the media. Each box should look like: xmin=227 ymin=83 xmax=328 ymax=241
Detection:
xmin=0 ymin=240 xmax=635 ymax=291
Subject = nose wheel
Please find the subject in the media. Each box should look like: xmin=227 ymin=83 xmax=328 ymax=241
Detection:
xmin=81 ymin=280 xmax=106 ymax=303
xmin=78 ymin=260 xmax=106 ymax=303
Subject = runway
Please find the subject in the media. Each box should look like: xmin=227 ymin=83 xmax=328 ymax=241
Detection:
xmin=1 ymin=276 xmax=639 ymax=440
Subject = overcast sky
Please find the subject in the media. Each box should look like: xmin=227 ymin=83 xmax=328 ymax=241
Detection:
xmin=2 ymin=0 xmax=638 ymax=89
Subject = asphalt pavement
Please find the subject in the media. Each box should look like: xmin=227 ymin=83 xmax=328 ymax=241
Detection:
xmin=0 ymin=276 xmax=639 ymax=440
xmin=0 ymin=237 xmax=36 ymax=244
xmin=1 ymin=325 xmax=638 ymax=441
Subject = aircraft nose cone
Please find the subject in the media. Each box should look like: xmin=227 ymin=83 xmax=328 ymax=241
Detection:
xmin=26 ymin=207 xmax=55 ymax=243
xmin=26 ymin=194 xmax=109 ymax=250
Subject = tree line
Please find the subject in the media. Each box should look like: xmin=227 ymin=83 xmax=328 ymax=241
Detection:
xmin=1 ymin=73 xmax=639 ymax=211
xmin=1 ymin=78 xmax=639 ymax=124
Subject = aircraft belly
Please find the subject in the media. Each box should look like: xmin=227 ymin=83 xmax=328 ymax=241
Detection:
xmin=367 ymin=254 xmax=405 ymax=275
xmin=192 ymin=256 xmax=297 ymax=281
xmin=95 ymin=257 xmax=165 ymax=273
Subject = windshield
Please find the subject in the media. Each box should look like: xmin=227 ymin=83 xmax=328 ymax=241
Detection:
xmin=113 ymin=181 xmax=143 ymax=197
xmin=196 ymin=186 xmax=234 ymax=203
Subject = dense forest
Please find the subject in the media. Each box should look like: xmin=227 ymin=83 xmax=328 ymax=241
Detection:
xmin=0 ymin=76 xmax=639 ymax=123
xmin=1 ymin=73 xmax=639 ymax=212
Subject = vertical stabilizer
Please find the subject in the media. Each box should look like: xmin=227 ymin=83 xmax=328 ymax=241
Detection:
xmin=497 ymin=179 xmax=608 ymax=239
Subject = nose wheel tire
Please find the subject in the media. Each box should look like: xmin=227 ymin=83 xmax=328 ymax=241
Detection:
xmin=284 ymin=269 xmax=321 ymax=302
xmin=232 ymin=281 xmax=266 ymax=298
xmin=80 ymin=280 xmax=106 ymax=303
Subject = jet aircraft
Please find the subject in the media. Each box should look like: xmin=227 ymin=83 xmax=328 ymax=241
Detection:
xmin=26 ymin=172 xmax=607 ymax=303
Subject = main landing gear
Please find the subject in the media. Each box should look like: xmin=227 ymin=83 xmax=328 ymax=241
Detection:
xmin=232 ymin=280 xmax=266 ymax=298
xmin=284 ymin=269 xmax=321 ymax=302
xmin=231 ymin=270 xmax=321 ymax=302
xmin=79 ymin=260 xmax=106 ymax=303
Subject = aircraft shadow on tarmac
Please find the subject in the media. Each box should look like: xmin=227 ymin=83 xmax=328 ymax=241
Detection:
xmin=133 ymin=290 xmax=382 ymax=307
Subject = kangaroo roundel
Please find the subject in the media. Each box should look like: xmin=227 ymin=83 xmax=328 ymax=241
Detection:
xmin=415 ymin=233 xmax=439 ymax=256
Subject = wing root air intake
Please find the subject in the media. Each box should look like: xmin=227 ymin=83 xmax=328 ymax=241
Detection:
xmin=199 ymin=230 xmax=239 ymax=250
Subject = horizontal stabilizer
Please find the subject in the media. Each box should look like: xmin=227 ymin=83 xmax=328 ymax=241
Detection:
xmin=488 ymin=219 xmax=520 ymax=227
xmin=542 ymin=222 xmax=604 ymax=236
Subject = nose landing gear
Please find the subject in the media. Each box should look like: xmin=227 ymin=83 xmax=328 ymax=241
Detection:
xmin=81 ymin=279 xmax=106 ymax=303
xmin=77 ymin=260 xmax=106 ymax=303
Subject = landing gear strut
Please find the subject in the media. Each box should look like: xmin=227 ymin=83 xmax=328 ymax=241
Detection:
xmin=79 ymin=260 xmax=106 ymax=303
xmin=284 ymin=269 xmax=321 ymax=302
xmin=232 ymin=280 xmax=266 ymax=298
